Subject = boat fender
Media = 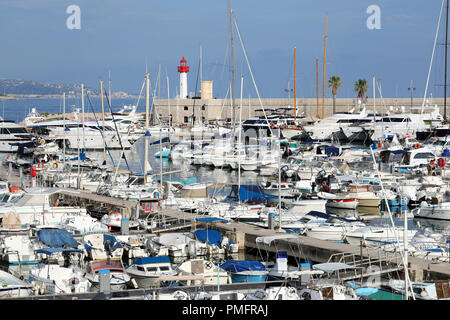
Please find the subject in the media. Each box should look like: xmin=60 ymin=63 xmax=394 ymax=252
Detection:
xmin=39 ymin=283 xmax=46 ymax=295
xmin=131 ymin=278 xmax=138 ymax=289
xmin=288 ymin=287 xmax=297 ymax=296
xmin=172 ymin=290 xmax=188 ymax=300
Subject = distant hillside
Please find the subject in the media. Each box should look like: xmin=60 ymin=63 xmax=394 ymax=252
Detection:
xmin=0 ymin=79 xmax=134 ymax=98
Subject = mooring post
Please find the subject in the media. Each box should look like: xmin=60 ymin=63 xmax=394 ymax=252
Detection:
xmin=99 ymin=269 xmax=111 ymax=294
xmin=121 ymin=218 xmax=130 ymax=235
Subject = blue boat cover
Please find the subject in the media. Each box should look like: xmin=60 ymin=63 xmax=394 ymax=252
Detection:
xmin=37 ymin=228 xmax=79 ymax=248
xmin=238 ymin=185 xmax=278 ymax=202
xmin=150 ymin=137 xmax=170 ymax=145
xmin=321 ymin=145 xmax=340 ymax=157
xmin=194 ymin=229 xmax=223 ymax=246
xmin=133 ymin=256 xmax=171 ymax=265
xmin=84 ymin=234 xmax=123 ymax=251
xmin=442 ymin=149 xmax=450 ymax=157
xmin=35 ymin=248 xmax=82 ymax=255
xmin=103 ymin=234 xmax=123 ymax=250
xmin=65 ymin=149 xmax=86 ymax=161
xmin=220 ymin=260 xmax=266 ymax=273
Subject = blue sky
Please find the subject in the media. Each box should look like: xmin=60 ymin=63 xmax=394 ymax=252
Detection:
xmin=0 ymin=0 xmax=447 ymax=99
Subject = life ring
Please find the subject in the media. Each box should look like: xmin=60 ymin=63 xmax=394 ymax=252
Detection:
xmin=414 ymin=143 xmax=420 ymax=149
xmin=204 ymin=261 xmax=213 ymax=270
xmin=37 ymin=163 xmax=44 ymax=169
xmin=52 ymin=163 xmax=58 ymax=169
xmin=270 ymin=122 xmax=275 ymax=129
xmin=40 ymin=139 xmax=45 ymax=145
xmin=438 ymin=157 xmax=446 ymax=167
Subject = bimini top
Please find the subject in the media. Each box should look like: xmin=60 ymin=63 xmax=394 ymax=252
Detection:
xmin=194 ymin=229 xmax=223 ymax=246
xmin=133 ymin=256 xmax=171 ymax=265
xmin=220 ymin=260 xmax=266 ymax=273
xmin=255 ymin=234 xmax=300 ymax=245
xmin=312 ymin=262 xmax=361 ymax=273
xmin=35 ymin=248 xmax=83 ymax=255
xmin=195 ymin=217 xmax=228 ymax=223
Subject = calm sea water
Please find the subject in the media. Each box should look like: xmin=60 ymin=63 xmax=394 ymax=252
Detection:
xmin=0 ymin=97 xmax=140 ymax=123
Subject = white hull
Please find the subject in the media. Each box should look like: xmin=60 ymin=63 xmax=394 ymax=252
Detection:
xmin=412 ymin=205 xmax=450 ymax=221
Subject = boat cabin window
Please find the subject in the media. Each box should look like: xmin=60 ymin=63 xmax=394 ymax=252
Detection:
xmin=159 ymin=266 xmax=170 ymax=271
xmin=1 ymin=127 xmax=29 ymax=134
xmin=146 ymin=267 xmax=158 ymax=272
xmin=413 ymin=152 xmax=435 ymax=159
xmin=136 ymin=266 xmax=145 ymax=272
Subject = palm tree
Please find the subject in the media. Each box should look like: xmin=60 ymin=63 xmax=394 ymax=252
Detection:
xmin=328 ymin=76 xmax=342 ymax=114
xmin=354 ymin=79 xmax=369 ymax=103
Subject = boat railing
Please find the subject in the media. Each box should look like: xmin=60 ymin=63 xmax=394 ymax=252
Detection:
xmin=5 ymin=250 xmax=22 ymax=278
xmin=146 ymin=213 xmax=194 ymax=233
xmin=326 ymin=246 xmax=403 ymax=281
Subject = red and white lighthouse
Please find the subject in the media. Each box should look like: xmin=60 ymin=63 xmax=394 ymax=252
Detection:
xmin=177 ymin=57 xmax=189 ymax=98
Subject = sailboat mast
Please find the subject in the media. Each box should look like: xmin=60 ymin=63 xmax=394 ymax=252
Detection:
xmin=294 ymin=47 xmax=297 ymax=122
xmin=404 ymin=203 xmax=409 ymax=300
xmin=229 ymin=0 xmax=236 ymax=131
xmin=445 ymin=0 xmax=449 ymax=121
xmin=238 ymin=75 xmax=243 ymax=203
xmin=373 ymin=76 xmax=376 ymax=140
xmin=108 ymin=71 xmax=112 ymax=111
xmin=63 ymin=92 xmax=66 ymax=162
xmin=144 ymin=72 xmax=150 ymax=185
xmin=316 ymin=58 xmax=319 ymax=119
xmin=100 ymin=80 xmax=106 ymax=161
xmin=322 ymin=14 xmax=328 ymax=120
xmin=81 ymin=83 xmax=85 ymax=150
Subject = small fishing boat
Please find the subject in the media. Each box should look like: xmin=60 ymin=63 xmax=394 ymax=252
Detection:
xmin=83 ymin=233 xmax=124 ymax=261
xmin=318 ymin=192 xmax=359 ymax=209
xmin=85 ymin=259 xmax=131 ymax=291
xmin=28 ymin=248 xmax=90 ymax=295
xmin=177 ymin=258 xmax=229 ymax=285
xmin=126 ymin=256 xmax=177 ymax=288
xmin=411 ymin=202 xmax=450 ymax=221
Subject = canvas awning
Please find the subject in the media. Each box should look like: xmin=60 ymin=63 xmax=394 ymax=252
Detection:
xmin=255 ymin=234 xmax=300 ymax=245
xmin=312 ymin=262 xmax=361 ymax=273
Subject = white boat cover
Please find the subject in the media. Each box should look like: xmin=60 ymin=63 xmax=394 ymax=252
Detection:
xmin=255 ymin=234 xmax=300 ymax=245
xmin=312 ymin=262 xmax=361 ymax=273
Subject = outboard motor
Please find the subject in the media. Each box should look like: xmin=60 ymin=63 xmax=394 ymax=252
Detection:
xmin=104 ymin=240 xmax=113 ymax=256
xmin=188 ymin=240 xmax=197 ymax=258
